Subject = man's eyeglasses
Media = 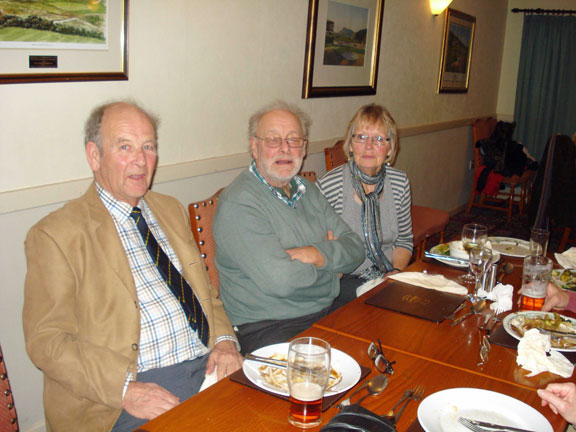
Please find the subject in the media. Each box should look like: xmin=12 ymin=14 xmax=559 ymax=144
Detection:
xmin=352 ymin=134 xmax=390 ymax=147
xmin=368 ymin=339 xmax=395 ymax=374
xmin=254 ymin=136 xmax=308 ymax=148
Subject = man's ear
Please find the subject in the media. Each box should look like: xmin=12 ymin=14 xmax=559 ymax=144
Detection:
xmin=85 ymin=141 xmax=101 ymax=172
xmin=249 ymin=137 xmax=258 ymax=160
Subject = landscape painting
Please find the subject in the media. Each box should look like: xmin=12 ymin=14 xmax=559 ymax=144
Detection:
xmin=323 ymin=0 xmax=368 ymax=66
xmin=0 ymin=0 xmax=107 ymax=50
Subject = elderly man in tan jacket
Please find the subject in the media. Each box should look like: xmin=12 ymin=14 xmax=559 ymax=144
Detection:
xmin=23 ymin=101 xmax=242 ymax=432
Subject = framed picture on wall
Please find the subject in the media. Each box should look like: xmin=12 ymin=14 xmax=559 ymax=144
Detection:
xmin=0 ymin=0 xmax=128 ymax=85
xmin=302 ymin=0 xmax=384 ymax=98
xmin=437 ymin=8 xmax=475 ymax=93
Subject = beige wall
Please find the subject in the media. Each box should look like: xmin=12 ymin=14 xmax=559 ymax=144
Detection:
xmin=0 ymin=0 xmax=518 ymax=430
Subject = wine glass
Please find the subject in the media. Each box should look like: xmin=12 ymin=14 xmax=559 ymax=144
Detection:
xmin=468 ymin=247 xmax=493 ymax=299
xmin=458 ymin=223 xmax=488 ymax=283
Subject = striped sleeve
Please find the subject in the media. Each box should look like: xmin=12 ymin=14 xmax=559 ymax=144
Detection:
xmin=388 ymin=167 xmax=414 ymax=253
xmin=316 ymin=165 xmax=345 ymax=215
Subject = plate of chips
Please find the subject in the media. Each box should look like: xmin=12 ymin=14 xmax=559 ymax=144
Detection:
xmin=242 ymin=343 xmax=361 ymax=397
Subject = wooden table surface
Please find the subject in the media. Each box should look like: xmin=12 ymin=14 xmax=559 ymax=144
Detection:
xmin=139 ymin=256 xmax=571 ymax=431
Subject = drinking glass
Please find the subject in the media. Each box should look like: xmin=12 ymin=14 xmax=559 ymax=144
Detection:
xmin=529 ymin=228 xmax=550 ymax=257
xmin=458 ymin=223 xmax=488 ymax=283
xmin=287 ymin=337 xmax=331 ymax=428
xmin=468 ymin=247 xmax=493 ymax=298
xmin=520 ymin=255 xmax=553 ymax=311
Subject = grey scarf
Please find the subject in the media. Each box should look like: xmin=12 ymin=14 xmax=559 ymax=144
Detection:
xmin=348 ymin=159 xmax=394 ymax=278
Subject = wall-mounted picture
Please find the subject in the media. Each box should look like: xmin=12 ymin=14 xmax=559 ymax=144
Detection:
xmin=0 ymin=0 xmax=128 ymax=84
xmin=302 ymin=0 xmax=384 ymax=98
xmin=437 ymin=8 xmax=475 ymax=93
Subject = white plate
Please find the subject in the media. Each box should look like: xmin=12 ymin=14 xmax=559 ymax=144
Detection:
xmin=429 ymin=244 xmax=500 ymax=269
xmin=242 ymin=343 xmax=361 ymax=397
xmin=503 ymin=311 xmax=576 ymax=352
xmin=488 ymin=236 xmax=531 ymax=257
xmin=417 ymin=387 xmax=552 ymax=432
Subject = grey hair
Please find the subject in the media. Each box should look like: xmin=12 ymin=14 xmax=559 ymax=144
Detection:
xmin=248 ymin=100 xmax=311 ymax=140
xmin=84 ymin=100 xmax=160 ymax=152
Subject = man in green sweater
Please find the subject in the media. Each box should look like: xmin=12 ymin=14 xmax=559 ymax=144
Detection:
xmin=214 ymin=101 xmax=365 ymax=354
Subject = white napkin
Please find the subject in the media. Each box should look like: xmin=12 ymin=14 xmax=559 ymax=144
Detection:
xmin=517 ymin=329 xmax=574 ymax=378
xmin=388 ymin=272 xmax=467 ymax=295
xmin=199 ymin=367 xmax=218 ymax=392
xmin=555 ymin=247 xmax=576 ymax=269
xmin=356 ymin=276 xmax=386 ymax=297
xmin=476 ymin=283 xmax=513 ymax=313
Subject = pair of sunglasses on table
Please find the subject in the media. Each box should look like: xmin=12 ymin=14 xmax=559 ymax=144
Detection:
xmin=368 ymin=339 xmax=395 ymax=375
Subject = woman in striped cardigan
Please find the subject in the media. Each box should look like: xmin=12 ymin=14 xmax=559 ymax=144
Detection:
xmin=317 ymin=104 xmax=413 ymax=301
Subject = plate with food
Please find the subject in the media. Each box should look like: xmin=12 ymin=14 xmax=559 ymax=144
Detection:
xmin=488 ymin=237 xmax=530 ymax=257
xmin=429 ymin=242 xmax=500 ymax=269
xmin=503 ymin=311 xmax=576 ymax=351
xmin=552 ymin=269 xmax=576 ymax=291
xmin=417 ymin=388 xmax=552 ymax=432
xmin=242 ymin=343 xmax=361 ymax=397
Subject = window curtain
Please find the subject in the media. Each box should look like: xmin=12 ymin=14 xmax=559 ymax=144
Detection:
xmin=513 ymin=15 xmax=576 ymax=161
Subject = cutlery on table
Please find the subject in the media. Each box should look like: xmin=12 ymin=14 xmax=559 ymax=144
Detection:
xmin=477 ymin=329 xmax=491 ymax=366
xmin=451 ymin=299 xmax=485 ymax=326
xmin=338 ymin=374 xmax=388 ymax=408
xmin=458 ymin=416 xmax=536 ymax=432
xmin=447 ymin=301 xmax=466 ymax=320
xmin=384 ymin=385 xmax=425 ymax=424
xmin=244 ymin=353 xmax=286 ymax=369
xmin=424 ymin=251 xmax=468 ymax=265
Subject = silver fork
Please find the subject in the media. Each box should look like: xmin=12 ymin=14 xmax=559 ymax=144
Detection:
xmin=458 ymin=417 xmax=489 ymax=431
xmin=385 ymin=385 xmax=426 ymax=424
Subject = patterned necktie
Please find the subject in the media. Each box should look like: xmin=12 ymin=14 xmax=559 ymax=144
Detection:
xmin=130 ymin=207 xmax=209 ymax=346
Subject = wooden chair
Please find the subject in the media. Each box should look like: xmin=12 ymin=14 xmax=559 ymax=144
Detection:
xmin=465 ymin=117 xmax=535 ymax=222
xmin=323 ymin=141 xmax=449 ymax=259
xmin=188 ymin=189 xmax=223 ymax=291
xmin=0 ymin=344 xmax=18 ymax=432
xmin=298 ymin=171 xmax=317 ymax=183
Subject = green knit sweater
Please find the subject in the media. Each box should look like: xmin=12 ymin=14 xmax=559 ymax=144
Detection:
xmin=214 ymin=168 xmax=365 ymax=326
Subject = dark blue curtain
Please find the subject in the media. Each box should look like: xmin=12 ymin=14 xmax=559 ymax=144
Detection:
xmin=513 ymin=15 xmax=576 ymax=161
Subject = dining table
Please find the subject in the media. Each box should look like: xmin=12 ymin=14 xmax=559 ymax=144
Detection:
xmin=137 ymin=251 xmax=574 ymax=431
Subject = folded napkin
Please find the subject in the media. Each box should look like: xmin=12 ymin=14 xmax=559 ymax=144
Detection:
xmin=477 ymin=283 xmax=513 ymax=313
xmin=517 ymin=329 xmax=574 ymax=378
xmin=388 ymin=272 xmax=467 ymax=295
xmin=199 ymin=367 xmax=218 ymax=392
xmin=555 ymin=247 xmax=576 ymax=269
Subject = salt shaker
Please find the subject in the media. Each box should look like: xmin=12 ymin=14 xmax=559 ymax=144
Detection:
xmin=481 ymin=263 xmax=498 ymax=294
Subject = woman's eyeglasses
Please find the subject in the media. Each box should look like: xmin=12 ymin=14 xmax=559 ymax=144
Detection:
xmin=367 ymin=339 xmax=395 ymax=374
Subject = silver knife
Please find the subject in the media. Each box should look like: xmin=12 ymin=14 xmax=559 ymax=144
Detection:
xmin=244 ymin=353 xmax=287 ymax=369
xmin=461 ymin=417 xmax=536 ymax=432
xmin=535 ymin=328 xmax=576 ymax=338
xmin=424 ymin=251 xmax=468 ymax=265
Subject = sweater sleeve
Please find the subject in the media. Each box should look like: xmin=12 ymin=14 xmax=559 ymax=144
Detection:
xmin=390 ymin=170 xmax=414 ymax=253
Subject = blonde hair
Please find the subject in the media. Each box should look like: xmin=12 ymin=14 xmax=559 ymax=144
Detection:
xmin=343 ymin=104 xmax=398 ymax=164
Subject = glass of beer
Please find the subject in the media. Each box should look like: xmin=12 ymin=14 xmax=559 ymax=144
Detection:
xmin=520 ymin=255 xmax=553 ymax=311
xmin=287 ymin=337 xmax=331 ymax=428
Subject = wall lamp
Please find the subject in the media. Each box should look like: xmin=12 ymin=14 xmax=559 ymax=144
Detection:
xmin=430 ymin=0 xmax=453 ymax=16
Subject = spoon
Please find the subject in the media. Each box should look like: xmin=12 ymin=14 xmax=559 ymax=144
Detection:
xmin=355 ymin=374 xmax=389 ymax=406
xmin=338 ymin=374 xmax=388 ymax=408
xmin=498 ymin=262 xmax=514 ymax=283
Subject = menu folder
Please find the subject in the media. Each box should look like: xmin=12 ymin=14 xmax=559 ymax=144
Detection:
xmin=365 ymin=280 xmax=465 ymax=322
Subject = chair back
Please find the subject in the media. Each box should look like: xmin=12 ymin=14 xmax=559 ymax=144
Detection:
xmin=471 ymin=117 xmax=497 ymax=169
xmin=0 ymin=345 xmax=18 ymax=432
xmin=298 ymin=171 xmax=317 ymax=183
xmin=188 ymin=189 xmax=223 ymax=291
xmin=324 ymin=140 xmax=347 ymax=171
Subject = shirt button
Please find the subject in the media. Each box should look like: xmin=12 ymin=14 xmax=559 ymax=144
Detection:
xmin=131 ymin=343 xmax=138 ymax=351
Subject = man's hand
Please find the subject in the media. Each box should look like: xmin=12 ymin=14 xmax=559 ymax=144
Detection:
xmin=542 ymin=282 xmax=570 ymax=311
xmin=538 ymin=382 xmax=576 ymax=423
xmin=205 ymin=340 xmax=243 ymax=380
xmin=122 ymin=381 xmax=180 ymax=420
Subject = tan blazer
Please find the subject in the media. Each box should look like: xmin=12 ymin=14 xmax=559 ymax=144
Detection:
xmin=23 ymin=183 xmax=235 ymax=432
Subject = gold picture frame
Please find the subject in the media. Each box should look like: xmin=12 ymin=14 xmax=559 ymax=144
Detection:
xmin=0 ymin=0 xmax=128 ymax=85
xmin=302 ymin=0 xmax=384 ymax=98
xmin=437 ymin=8 xmax=475 ymax=93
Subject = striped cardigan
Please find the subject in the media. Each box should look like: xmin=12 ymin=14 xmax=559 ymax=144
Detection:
xmin=316 ymin=164 xmax=413 ymax=253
